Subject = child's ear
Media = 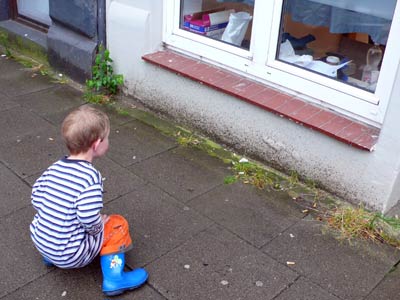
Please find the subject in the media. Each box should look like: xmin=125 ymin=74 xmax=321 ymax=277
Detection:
xmin=92 ymin=139 xmax=102 ymax=151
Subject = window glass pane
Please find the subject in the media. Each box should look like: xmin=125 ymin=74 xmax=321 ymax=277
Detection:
xmin=277 ymin=0 xmax=396 ymax=93
xmin=180 ymin=0 xmax=254 ymax=50
xmin=17 ymin=0 xmax=51 ymax=25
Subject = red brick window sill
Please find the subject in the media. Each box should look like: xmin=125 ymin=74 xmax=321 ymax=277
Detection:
xmin=142 ymin=50 xmax=380 ymax=151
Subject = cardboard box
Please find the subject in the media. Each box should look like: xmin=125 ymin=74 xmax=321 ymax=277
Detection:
xmin=183 ymin=8 xmax=223 ymax=29
xmin=183 ymin=8 xmax=235 ymax=38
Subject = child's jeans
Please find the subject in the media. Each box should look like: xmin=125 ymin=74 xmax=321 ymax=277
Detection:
xmin=101 ymin=215 xmax=133 ymax=255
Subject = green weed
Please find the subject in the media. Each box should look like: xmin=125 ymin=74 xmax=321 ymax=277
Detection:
xmin=176 ymin=132 xmax=200 ymax=147
xmin=83 ymin=91 xmax=113 ymax=105
xmin=0 ymin=32 xmax=12 ymax=57
xmin=326 ymin=206 xmax=400 ymax=248
xmin=86 ymin=46 xmax=124 ymax=96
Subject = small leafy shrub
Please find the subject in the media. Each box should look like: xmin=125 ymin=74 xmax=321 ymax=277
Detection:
xmin=86 ymin=46 xmax=124 ymax=96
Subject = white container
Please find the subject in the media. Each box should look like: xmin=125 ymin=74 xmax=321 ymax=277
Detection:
xmin=221 ymin=12 xmax=252 ymax=46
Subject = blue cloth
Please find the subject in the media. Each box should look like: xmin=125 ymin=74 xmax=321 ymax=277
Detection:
xmin=285 ymin=0 xmax=392 ymax=45
xmin=216 ymin=0 xmax=392 ymax=44
xmin=217 ymin=0 xmax=255 ymax=6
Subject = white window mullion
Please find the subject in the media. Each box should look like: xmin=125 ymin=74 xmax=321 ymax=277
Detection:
xmin=250 ymin=0 xmax=275 ymax=65
xmin=375 ymin=0 xmax=400 ymax=121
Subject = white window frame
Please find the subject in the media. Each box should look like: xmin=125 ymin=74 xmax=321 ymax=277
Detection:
xmin=163 ymin=0 xmax=400 ymax=126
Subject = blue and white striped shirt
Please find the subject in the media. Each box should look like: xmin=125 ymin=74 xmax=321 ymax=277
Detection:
xmin=30 ymin=158 xmax=104 ymax=268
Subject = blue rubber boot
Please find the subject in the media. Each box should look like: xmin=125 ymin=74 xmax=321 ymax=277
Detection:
xmin=42 ymin=256 xmax=54 ymax=267
xmin=100 ymin=253 xmax=148 ymax=296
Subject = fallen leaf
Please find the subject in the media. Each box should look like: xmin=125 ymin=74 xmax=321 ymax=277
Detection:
xmin=31 ymin=64 xmax=43 ymax=72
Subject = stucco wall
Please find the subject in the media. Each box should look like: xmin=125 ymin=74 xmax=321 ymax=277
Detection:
xmin=107 ymin=0 xmax=400 ymax=212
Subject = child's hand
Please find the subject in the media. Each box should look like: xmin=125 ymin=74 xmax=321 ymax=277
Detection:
xmin=101 ymin=214 xmax=110 ymax=224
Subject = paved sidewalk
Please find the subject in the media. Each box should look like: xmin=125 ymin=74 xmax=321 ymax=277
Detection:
xmin=0 ymin=55 xmax=399 ymax=300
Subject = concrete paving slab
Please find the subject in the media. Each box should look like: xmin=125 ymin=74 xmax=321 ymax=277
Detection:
xmin=94 ymin=156 xmax=147 ymax=203
xmin=93 ymin=102 xmax=137 ymax=127
xmin=262 ymin=219 xmax=400 ymax=300
xmin=2 ymin=257 xmax=162 ymax=300
xmin=107 ymin=120 xmax=177 ymax=167
xmin=0 ymin=206 xmax=52 ymax=298
xmin=117 ymin=286 xmax=167 ymax=300
xmin=147 ymin=225 xmax=298 ymax=300
xmin=188 ymin=182 xmax=303 ymax=248
xmin=0 ymin=162 xmax=31 ymax=217
xmin=275 ymin=277 xmax=341 ymax=300
xmin=11 ymin=85 xmax=85 ymax=125
xmin=102 ymin=183 xmax=213 ymax=267
xmin=0 ymin=105 xmax=55 ymax=142
xmin=2 ymin=266 xmax=101 ymax=300
xmin=130 ymin=146 xmax=230 ymax=203
xmin=364 ymin=265 xmax=400 ymax=300
xmin=0 ymin=93 xmax=19 ymax=111
xmin=0 ymin=127 xmax=65 ymax=178
xmin=0 ymin=56 xmax=27 ymax=79
xmin=0 ymin=68 xmax=56 ymax=98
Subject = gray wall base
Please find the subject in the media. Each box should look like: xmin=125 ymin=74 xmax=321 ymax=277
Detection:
xmin=47 ymin=23 xmax=96 ymax=83
xmin=0 ymin=20 xmax=47 ymax=64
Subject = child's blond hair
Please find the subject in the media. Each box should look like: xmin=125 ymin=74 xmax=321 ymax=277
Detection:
xmin=61 ymin=105 xmax=110 ymax=154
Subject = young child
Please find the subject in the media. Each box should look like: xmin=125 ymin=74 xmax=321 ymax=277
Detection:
xmin=30 ymin=105 xmax=148 ymax=296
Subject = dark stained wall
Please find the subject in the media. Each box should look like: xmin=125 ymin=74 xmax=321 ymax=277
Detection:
xmin=0 ymin=0 xmax=9 ymax=21
xmin=49 ymin=0 xmax=97 ymax=39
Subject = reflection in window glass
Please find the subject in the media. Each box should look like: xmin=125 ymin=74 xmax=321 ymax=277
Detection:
xmin=277 ymin=0 xmax=396 ymax=93
xmin=180 ymin=0 xmax=254 ymax=50
xmin=17 ymin=0 xmax=51 ymax=25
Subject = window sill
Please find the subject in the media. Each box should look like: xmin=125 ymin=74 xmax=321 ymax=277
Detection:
xmin=142 ymin=50 xmax=380 ymax=151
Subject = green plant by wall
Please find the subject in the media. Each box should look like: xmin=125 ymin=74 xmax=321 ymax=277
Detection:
xmin=86 ymin=46 xmax=124 ymax=97
xmin=0 ymin=32 xmax=12 ymax=57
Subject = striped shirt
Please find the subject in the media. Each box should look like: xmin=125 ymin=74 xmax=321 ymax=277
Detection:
xmin=30 ymin=158 xmax=104 ymax=268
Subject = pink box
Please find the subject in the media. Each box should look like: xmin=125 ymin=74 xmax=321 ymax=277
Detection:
xmin=183 ymin=8 xmax=234 ymax=38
